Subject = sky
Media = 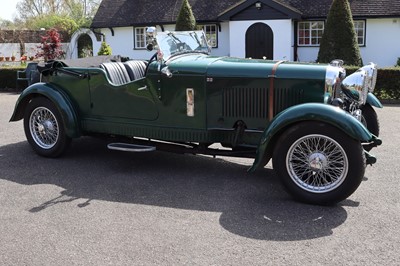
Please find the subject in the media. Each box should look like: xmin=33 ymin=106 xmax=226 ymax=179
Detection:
xmin=0 ymin=0 xmax=19 ymax=21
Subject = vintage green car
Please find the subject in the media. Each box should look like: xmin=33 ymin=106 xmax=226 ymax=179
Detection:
xmin=10 ymin=30 xmax=382 ymax=205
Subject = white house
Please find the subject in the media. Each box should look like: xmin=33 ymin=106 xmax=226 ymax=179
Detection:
xmin=82 ymin=0 xmax=400 ymax=67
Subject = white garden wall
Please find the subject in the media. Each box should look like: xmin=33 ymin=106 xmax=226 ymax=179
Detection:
xmin=0 ymin=42 xmax=69 ymax=61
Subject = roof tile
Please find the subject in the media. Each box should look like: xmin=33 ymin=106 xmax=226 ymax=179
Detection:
xmin=91 ymin=0 xmax=400 ymax=28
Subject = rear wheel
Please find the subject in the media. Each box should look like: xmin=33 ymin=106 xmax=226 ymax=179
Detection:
xmin=273 ymin=121 xmax=365 ymax=205
xmin=24 ymin=97 xmax=71 ymax=157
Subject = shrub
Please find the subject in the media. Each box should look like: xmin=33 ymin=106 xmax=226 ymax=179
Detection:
xmin=374 ymin=68 xmax=400 ymax=100
xmin=36 ymin=28 xmax=65 ymax=61
xmin=0 ymin=66 xmax=26 ymax=90
xmin=28 ymin=15 xmax=79 ymax=36
xmin=175 ymin=0 xmax=196 ymax=31
xmin=317 ymin=0 xmax=363 ymax=66
xmin=97 ymin=41 xmax=112 ymax=56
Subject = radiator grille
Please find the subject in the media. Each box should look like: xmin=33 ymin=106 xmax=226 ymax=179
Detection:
xmin=222 ymin=87 xmax=268 ymax=118
xmin=274 ymin=87 xmax=304 ymax=114
xmin=222 ymin=87 xmax=304 ymax=119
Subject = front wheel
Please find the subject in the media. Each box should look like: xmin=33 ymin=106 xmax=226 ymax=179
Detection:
xmin=361 ymin=104 xmax=380 ymax=151
xmin=272 ymin=122 xmax=366 ymax=205
xmin=24 ymin=97 xmax=71 ymax=157
xmin=361 ymin=103 xmax=380 ymax=136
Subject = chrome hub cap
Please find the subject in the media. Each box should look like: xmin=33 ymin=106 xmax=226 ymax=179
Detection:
xmin=308 ymin=153 xmax=328 ymax=171
xmin=29 ymin=107 xmax=59 ymax=149
xmin=286 ymin=134 xmax=348 ymax=193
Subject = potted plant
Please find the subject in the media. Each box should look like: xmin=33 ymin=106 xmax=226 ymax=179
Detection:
xmin=0 ymin=55 xmax=4 ymax=61
xmin=5 ymin=56 xmax=10 ymax=61
xmin=11 ymin=52 xmax=16 ymax=61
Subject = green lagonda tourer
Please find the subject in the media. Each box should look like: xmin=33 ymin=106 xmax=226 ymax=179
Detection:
xmin=10 ymin=30 xmax=382 ymax=205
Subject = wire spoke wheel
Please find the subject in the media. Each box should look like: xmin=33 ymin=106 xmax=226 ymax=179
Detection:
xmin=29 ymin=106 xmax=60 ymax=149
xmin=273 ymin=121 xmax=365 ymax=205
xmin=287 ymin=134 xmax=348 ymax=193
xmin=24 ymin=97 xmax=71 ymax=157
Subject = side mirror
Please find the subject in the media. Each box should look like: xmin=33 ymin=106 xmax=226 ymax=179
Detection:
xmin=161 ymin=66 xmax=172 ymax=78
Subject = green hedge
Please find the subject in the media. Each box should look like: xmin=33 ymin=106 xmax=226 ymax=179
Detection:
xmin=346 ymin=66 xmax=400 ymax=100
xmin=0 ymin=66 xmax=27 ymax=90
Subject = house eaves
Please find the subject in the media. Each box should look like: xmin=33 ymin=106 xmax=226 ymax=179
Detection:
xmin=218 ymin=0 xmax=302 ymax=21
xmin=91 ymin=0 xmax=243 ymax=28
xmin=284 ymin=0 xmax=400 ymax=20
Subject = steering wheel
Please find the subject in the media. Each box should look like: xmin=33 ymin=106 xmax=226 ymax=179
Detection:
xmin=145 ymin=52 xmax=158 ymax=74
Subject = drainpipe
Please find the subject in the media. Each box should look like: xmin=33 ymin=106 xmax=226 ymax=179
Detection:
xmin=293 ymin=20 xmax=298 ymax=61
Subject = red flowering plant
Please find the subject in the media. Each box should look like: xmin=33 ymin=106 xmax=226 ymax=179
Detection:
xmin=36 ymin=28 xmax=65 ymax=61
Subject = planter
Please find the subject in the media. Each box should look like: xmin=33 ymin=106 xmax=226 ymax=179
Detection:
xmin=11 ymin=56 xmax=16 ymax=61
xmin=0 ymin=57 xmax=4 ymax=62
xmin=5 ymin=57 xmax=10 ymax=61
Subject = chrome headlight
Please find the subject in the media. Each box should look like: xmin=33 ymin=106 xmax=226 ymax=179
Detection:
xmin=342 ymin=68 xmax=368 ymax=105
xmin=360 ymin=62 xmax=378 ymax=92
xmin=325 ymin=64 xmax=346 ymax=100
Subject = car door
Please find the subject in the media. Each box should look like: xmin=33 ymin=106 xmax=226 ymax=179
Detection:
xmin=88 ymin=68 xmax=159 ymax=121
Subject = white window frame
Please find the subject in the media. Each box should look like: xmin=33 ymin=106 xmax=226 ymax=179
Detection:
xmin=202 ymin=24 xmax=218 ymax=48
xmin=297 ymin=20 xmax=366 ymax=47
xmin=134 ymin=27 xmax=150 ymax=49
xmin=353 ymin=20 xmax=366 ymax=46
xmin=297 ymin=21 xmax=325 ymax=46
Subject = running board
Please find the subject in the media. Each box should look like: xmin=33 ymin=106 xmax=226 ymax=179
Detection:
xmin=107 ymin=143 xmax=156 ymax=152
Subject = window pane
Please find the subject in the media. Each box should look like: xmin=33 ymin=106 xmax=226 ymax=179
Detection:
xmin=353 ymin=20 xmax=365 ymax=45
xmin=135 ymin=27 xmax=150 ymax=49
xmin=298 ymin=21 xmax=324 ymax=46
xmin=135 ymin=22 xmax=365 ymax=54
xmin=203 ymin=24 xmax=217 ymax=47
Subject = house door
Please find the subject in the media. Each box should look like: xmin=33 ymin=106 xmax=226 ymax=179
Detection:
xmin=245 ymin=23 xmax=274 ymax=59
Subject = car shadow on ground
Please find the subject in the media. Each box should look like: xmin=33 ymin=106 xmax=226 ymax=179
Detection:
xmin=0 ymin=137 xmax=351 ymax=241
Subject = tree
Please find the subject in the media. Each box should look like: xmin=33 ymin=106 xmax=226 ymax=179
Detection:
xmin=63 ymin=0 xmax=101 ymax=28
xmin=317 ymin=0 xmax=363 ymax=66
xmin=28 ymin=14 xmax=79 ymax=35
xmin=36 ymin=28 xmax=65 ymax=61
xmin=0 ymin=19 xmax=15 ymax=29
xmin=175 ymin=0 xmax=196 ymax=31
xmin=15 ymin=0 xmax=100 ymax=29
xmin=16 ymin=0 xmax=64 ymax=19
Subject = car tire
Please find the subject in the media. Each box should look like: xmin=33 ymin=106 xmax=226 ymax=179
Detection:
xmin=272 ymin=121 xmax=366 ymax=205
xmin=24 ymin=97 xmax=71 ymax=157
xmin=361 ymin=103 xmax=380 ymax=136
